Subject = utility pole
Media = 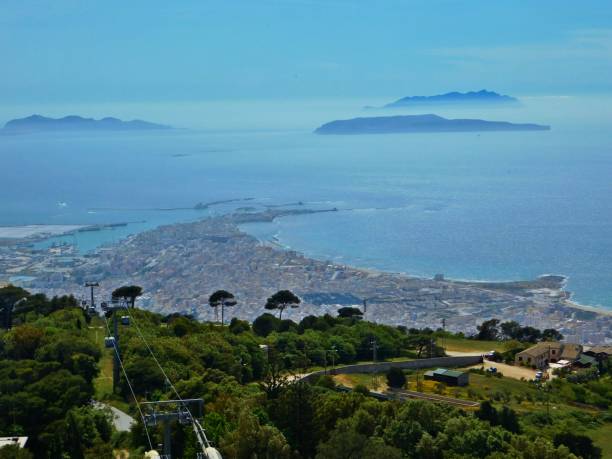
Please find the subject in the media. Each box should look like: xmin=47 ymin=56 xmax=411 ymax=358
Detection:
xmin=327 ymin=346 xmax=337 ymax=374
xmin=370 ymin=337 xmax=377 ymax=363
xmin=363 ymin=299 xmax=367 ymax=315
xmin=324 ymin=351 xmax=328 ymax=375
xmin=441 ymin=318 xmax=446 ymax=352
xmin=85 ymin=282 xmax=99 ymax=310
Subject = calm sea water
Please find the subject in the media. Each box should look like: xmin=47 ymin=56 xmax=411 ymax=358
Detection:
xmin=1 ymin=96 xmax=611 ymax=308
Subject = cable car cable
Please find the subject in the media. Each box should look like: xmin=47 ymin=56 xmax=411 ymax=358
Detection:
xmin=120 ymin=305 xmax=217 ymax=452
xmin=102 ymin=313 xmax=154 ymax=451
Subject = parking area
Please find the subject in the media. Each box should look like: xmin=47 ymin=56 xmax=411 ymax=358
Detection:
xmin=469 ymin=360 xmax=539 ymax=381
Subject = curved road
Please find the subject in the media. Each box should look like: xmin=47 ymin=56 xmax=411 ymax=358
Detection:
xmin=93 ymin=401 xmax=136 ymax=432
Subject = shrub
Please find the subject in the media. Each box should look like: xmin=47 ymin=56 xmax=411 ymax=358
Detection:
xmin=386 ymin=367 xmax=407 ymax=388
xmin=354 ymin=384 xmax=370 ymax=395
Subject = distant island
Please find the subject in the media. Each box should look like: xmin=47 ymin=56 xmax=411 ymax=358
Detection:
xmin=314 ymin=114 xmax=550 ymax=135
xmin=374 ymin=90 xmax=518 ymax=109
xmin=3 ymin=114 xmax=171 ymax=132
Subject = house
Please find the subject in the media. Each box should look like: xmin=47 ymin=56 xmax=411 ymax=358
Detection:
xmin=424 ymin=368 xmax=469 ymax=386
xmin=583 ymin=345 xmax=612 ymax=361
xmin=574 ymin=354 xmax=597 ymax=368
xmin=515 ymin=342 xmax=583 ymax=369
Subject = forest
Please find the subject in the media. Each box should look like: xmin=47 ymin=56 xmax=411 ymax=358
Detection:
xmin=0 ymin=286 xmax=610 ymax=458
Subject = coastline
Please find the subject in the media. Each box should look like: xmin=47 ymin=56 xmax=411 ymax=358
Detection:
xmin=0 ymin=224 xmax=87 ymax=239
xmin=564 ymin=299 xmax=612 ymax=317
xmin=3 ymin=208 xmax=612 ymax=328
xmin=239 ymin=211 xmax=612 ymax=317
xmin=4 ymin=208 xmax=609 ymax=343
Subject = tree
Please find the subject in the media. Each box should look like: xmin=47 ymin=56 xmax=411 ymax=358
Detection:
xmin=498 ymin=405 xmax=520 ymax=433
xmin=337 ymin=307 xmax=364 ymax=320
xmin=386 ymin=367 xmax=407 ymax=388
xmin=542 ymin=328 xmax=564 ymax=341
xmin=0 ymin=445 xmax=33 ymax=459
xmin=208 ymin=290 xmax=237 ymax=326
xmin=500 ymin=321 xmax=521 ymax=340
xmin=475 ymin=400 xmax=498 ymax=425
xmin=318 ymin=420 xmax=403 ymax=459
xmin=264 ymin=290 xmax=300 ymax=320
xmin=0 ymin=285 xmax=29 ymax=329
xmin=221 ymin=410 xmax=292 ymax=459
xmin=4 ymin=325 xmax=44 ymax=359
xmin=406 ymin=333 xmax=441 ymax=358
xmin=228 ymin=317 xmax=250 ymax=334
xmin=268 ymin=382 xmax=317 ymax=457
xmin=253 ymin=313 xmax=280 ymax=337
xmin=261 ymin=351 xmax=289 ymax=400
xmin=553 ymin=431 xmax=602 ymax=459
xmin=111 ymin=285 xmax=143 ymax=308
xmin=476 ymin=319 xmax=500 ymax=341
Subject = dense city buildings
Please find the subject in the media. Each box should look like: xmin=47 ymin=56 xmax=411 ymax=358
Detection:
xmin=1 ymin=210 xmax=611 ymax=344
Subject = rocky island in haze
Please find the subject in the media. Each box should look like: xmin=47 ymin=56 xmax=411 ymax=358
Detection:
xmin=3 ymin=114 xmax=171 ymax=132
xmin=314 ymin=114 xmax=550 ymax=135
xmin=381 ymin=89 xmax=518 ymax=108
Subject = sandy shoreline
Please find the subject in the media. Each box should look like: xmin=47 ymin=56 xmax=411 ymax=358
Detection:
xmin=0 ymin=224 xmax=86 ymax=239
xmin=564 ymin=299 xmax=612 ymax=317
xmin=242 ymin=211 xmax=612 ymax=316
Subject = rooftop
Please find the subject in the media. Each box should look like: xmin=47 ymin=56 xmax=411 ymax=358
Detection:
xmin=0 ymin=436 xmax=28 ymax=448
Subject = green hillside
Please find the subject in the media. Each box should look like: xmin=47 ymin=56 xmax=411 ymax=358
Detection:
xmin=1 ymin=286 xmax=610 ymax=458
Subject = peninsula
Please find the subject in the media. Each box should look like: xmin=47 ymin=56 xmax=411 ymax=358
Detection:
xmin=2 ymin=209 xmax=608 ymax=343
xmin=314 ymin=114 xmax=550 ymax=135
xmin=382 ymin=90 xmax=518 ymax=108
xmin=3 ymin=114 xmax=171 ymax=132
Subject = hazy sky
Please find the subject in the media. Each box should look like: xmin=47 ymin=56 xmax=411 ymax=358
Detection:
xmin=3 ymin=0 xmax=612 ymax=104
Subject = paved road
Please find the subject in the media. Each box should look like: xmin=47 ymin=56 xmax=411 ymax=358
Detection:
xmin=93 ymin=401 xmax=136 ymax=432
xmin=446 ymin=351 xmax=487 ymax=357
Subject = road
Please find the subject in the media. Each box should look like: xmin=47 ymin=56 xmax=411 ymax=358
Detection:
xmin=93 ymin=401 xmax=136 ymax=432
xmin=446 ymin=350 xmax=487 ymax=357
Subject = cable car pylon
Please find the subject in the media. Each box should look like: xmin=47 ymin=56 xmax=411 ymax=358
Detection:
xmin=119 ymin=302 xmax=222 ymax=458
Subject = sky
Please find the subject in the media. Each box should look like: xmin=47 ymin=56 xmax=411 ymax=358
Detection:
xmin=2 ymin=0 xmax=612 ymax=106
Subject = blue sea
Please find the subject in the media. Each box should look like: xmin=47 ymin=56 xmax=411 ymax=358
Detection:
xmin=1 ymin=96 xmax=611 ymax=309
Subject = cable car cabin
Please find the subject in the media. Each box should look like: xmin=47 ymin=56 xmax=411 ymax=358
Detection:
xmin=203 ymin=447 xmax=223 ymax=459
xmin=121 ymin=316 xmax=130 ymax=326
xmin=100 ymin=301 xmax=109 ymax=311
xmin=88 ymin=306 xmax=97 ymax=314
xmin=104 ymin=337 xmax=116 ymax=348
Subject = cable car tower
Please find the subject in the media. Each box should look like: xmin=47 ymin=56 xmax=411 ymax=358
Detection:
xmin=141 ymin=399 xmax=212 ymax=458
xmin=98 ymin=291 xmax=222 ymax=458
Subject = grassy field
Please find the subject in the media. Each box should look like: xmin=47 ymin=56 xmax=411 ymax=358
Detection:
xmin=590 ymin=423 xmax=612 ymax=459
xmin=332 ymin=373 xmax=388 ymax=391
xmin=87 ymin=317 xmax=132 ymax=413
xmin=333 ymin=368 xmax=600 ymax=416
xmin=439 ymin=336 xmax=506 ymax=353
xmin=332 ymin=369 xmax=610 ymax=456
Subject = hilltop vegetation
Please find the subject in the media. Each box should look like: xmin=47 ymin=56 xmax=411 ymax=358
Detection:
xmin=0 ymin=288 xmax=112 ymax=458
xmin=1 ymin=286 xmax=610 ymax=458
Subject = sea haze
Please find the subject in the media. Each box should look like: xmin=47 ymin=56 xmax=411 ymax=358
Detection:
xmin=1 ymin=96 xmax=611 ymax=309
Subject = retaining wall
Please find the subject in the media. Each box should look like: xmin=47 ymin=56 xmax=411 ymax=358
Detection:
xmin=302 ymin=355 xmax=483 ymax=381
